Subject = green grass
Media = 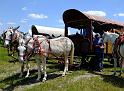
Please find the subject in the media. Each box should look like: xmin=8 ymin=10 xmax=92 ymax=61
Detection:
xmin=0 ymin=45 xmax=9 ymax=61
xmin=23 ymin=70 xmax=124 ymax=91
xmin=1 ymin=44 xmax=124 ymax=91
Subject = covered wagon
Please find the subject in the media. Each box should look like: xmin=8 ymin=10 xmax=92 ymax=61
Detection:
xmin=29 ymin=25 xmax=70 ymax=38
xmin=63 ymin=9 xmax=124 ymax=65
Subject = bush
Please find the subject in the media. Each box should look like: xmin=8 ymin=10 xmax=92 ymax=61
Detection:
xmin=0 ymin=37 xmax=4 ymax=45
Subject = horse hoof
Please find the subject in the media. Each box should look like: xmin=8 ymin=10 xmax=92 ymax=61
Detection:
xmin=112 ymin=73 xmax=116 ymax=76
xmin=8 ymin=54 xmax=11 ymax=56
xmin=36 ymin=78 xmax=41 ymax=82
xmin=42 ymin=78 xmax=46 ymax=82
xmin=25 ymin=75 xmax=29 ymax=78
xmin=66 ymin=69 xmax=68 ymax=72
xmin=62 ymin=73 xmax=65 ymax=77
xmin=118 ymin=73 xmax=122 ymax=77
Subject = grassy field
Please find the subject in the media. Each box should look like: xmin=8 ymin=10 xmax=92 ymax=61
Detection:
xmin=0 ymin=43 xmax=124 ymax=91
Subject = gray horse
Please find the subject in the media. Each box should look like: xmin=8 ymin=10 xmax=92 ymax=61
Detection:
xmin=102 ymin=31 xmax=124 ymax=76
xmin=18 ymin=35 xmax=74 ymax=81
xmin=3 ymin=26 xmax=31 ymax=78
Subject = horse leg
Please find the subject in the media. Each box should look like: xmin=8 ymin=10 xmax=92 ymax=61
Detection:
xmin=42 ymin=57 xmax=47 ymax=82
xmin=9 ymin=45 xmax=13 ymax=56
xmin=25 ymin=60 xmax=30 ymax=78
xmin=40 ymin=59 xmax=43 ymax=72
xmin=36 ymin=55 xmax=42 ymax=81
xmin=66 ymin=58 xmax=69 ymax=72
xmin=62 ymin=55 xmax=69 ymax=76
xmin=113 ymin=58 xmax=117 ymax=75
xmin=19 ymin=61 xmax=24 ymax=78
xmin=119 ymin=58 xmax=124 ymax=76
xmin=7 ymin=47 xmax=11 ymax=56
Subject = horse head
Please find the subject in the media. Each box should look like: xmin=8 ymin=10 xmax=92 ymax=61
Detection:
xmin=18 ymin=43 xmax=26 ymax=62
xmin=102 ymin=32 xmax=109 ymax=43
xmin=102 ymin=32 xmax=119 ymax=44
xmin=4 ymin=26 xmax=20 ymax=47
xmin=18 ymin=35 xmax=28 ymax=62
xmin=0 ymin=31 xmax=6 ymax=40
xmin=4 ymin=27 xmax=14 ymax=47
xmin=18 ymin=36 xmax=35 ymax=62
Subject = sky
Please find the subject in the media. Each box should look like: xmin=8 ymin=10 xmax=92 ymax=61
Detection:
xmin=0 ymin=0 xmax=124 ymax=34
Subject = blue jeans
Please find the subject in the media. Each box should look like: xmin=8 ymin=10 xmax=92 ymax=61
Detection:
xmin=95 ymin=52 xmax=104 ymax=70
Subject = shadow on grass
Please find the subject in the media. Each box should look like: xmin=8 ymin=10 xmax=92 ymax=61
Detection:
xmin=89 ymin=70 xmax=124 ymax=88
xmin=0 ymin=68 xmax=62 ymax=91
xmin=47 ymin=63 xmax=65 ymax=70
xmin=87 ymin=60 xmax=124 ymax=88
xmin=47 ymin=61 xmax=78 ymax=71
xmin=103 ymin=63 xmax=114 ymax=68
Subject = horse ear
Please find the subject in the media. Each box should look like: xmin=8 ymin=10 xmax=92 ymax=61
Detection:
xmin=13 ymin=26 xmax=20 ymax=30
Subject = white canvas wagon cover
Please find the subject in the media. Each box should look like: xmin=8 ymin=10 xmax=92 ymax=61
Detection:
xmin=30 ymin=25 xmax=66 ymax=37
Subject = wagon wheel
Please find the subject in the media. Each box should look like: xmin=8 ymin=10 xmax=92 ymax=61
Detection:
xmin=78 ymin=39 xmax=90 ymax=67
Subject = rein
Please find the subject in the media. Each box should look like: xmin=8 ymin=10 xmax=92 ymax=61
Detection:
xmin=5 ymin=38 xmax=11 ymax=41
xmin=19 ymin=54 xmax=25 ymax=57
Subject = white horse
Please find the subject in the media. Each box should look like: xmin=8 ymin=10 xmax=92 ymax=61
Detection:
xmin=4 ymin=26 xmax=31 ymax=78
xmin=18 ymin=35 xmax=74 ymax=81
xmin=4 ymin=26 xmax=22 ymax=55
xmin=102 ymin=31 xmax=124 ymax=76
xmin=17 ymin=33 xmax=32 ymax=78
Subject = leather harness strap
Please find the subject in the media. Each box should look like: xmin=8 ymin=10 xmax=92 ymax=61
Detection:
xmin=33 ymin=36 xmax=51 ymax=56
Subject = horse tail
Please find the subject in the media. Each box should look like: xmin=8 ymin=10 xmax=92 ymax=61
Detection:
xmin=70 ymin=41 xmax=74 ymax=64
xmin=118 ymin=44 xmax=124 ymax=58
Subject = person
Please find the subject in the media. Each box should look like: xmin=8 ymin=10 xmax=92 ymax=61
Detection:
xmin=93 ymin=33 xmax=104 ymax=72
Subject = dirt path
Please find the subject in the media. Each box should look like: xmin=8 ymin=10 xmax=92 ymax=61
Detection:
xmin=13 ymin=72 xmax=100 ymax=91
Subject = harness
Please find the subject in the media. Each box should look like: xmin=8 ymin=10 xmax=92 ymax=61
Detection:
xmin=33 ymin=36 xmax=51 ymax=56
